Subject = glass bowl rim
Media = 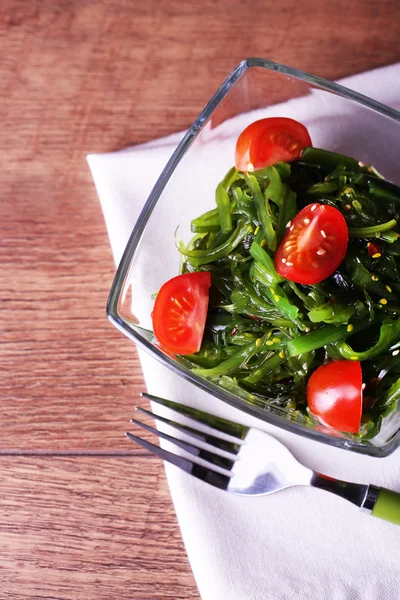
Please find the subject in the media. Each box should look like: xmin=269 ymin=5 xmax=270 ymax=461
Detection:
xmin=107 ymin=57 xmax=400 ymax=457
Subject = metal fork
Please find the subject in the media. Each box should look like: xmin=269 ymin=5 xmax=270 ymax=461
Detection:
xmin=127 ymin=393 xmax=400 ymax=525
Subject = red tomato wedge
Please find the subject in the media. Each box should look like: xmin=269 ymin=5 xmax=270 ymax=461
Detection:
xmin=307 ymin=360 xmax=363 ymax=433
xmin=274 ymin=203 xmax=348 ymax=284
xmin=152 ymin=272 xmax=211 ymax=355
xmin=235 ymin=117 xmax=312 ymax=172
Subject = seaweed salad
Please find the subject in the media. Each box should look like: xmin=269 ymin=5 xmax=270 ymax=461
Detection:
xmin=151 ymin=118 xmax=400 ymax=438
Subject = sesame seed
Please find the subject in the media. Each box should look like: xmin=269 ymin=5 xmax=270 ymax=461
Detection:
xmin=392 ymin=349 xmax=400 ymax=356
xmin=290 ymin=225 xmax=294 ymax=231
xmin=316 ymin=249 xmax=326 ymax=256
xmin=362 ymin=383 xmax=366 ymax=390
xmin=305 ymin=327 xmax=311 ymax=333
xmin=358 ymin=161 xmax=366 ymax=167
xmin=345 ymin=204 xmax=351 ymax=210
xmin=254 ymin=226 xmax=260 ymax=235
xmin=304 ymin=218 xmax=310 ymax=225
xmin=347 ymin=324 xmax=354 ymax=332
xmin=311 ymin=204 xmax=317 ymax=212
xmin=286 ymin=261 xmax=293 ymax=267
xmin=386 ymin=285 xmax=392 ymax=293
xmin=380 ymin=298 xmax=388 ymax=305
xmin=247 ymin=162 xmax=254 ymax=172
xmin=286 ymin=220 xmax=292 ymax=229
xmin=279 ymin=351 xmax=285 ymax=359
xmin=320 ymin=230 xmax=327 ymax=238
xmin=372 ymin=253 xmax=381 ymax=259
xmin=281 ymin=258 xmax=287 ymax=264
xmin=256 ymin=338 xmax=262 ymax=347
xmin=274 ymin=295 xmax=280 ymax=302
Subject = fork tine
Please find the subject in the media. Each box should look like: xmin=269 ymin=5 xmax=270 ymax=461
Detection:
xmin=131 ymin=417 xmax=237 ymax=471
xmin=142 ymin=392 xmax=247 ymax=441
xmin=136 ymin=406 xmax=242 ymax=456
xmin=126 ymin=432 xmax=231 ymax=490
xmin=126 ymin=431 xmax=192 ymax=471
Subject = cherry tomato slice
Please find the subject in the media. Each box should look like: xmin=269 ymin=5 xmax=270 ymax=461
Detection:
xmin=307 ymin=360 xmax=363 ymax=433
xmin=274 ymin=203 xmax=348 ymax=285
xmin=235 ymin=117 xmax=312 ymax=172
xmin=152 ymin=272 xmax=211 ymax=355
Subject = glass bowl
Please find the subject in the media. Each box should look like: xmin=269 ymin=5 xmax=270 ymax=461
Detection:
xmin=107 ymin=58 xmax=400 ymax=457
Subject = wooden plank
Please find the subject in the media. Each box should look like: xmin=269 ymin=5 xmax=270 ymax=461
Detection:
xmin=1 ymin=0 xmax=400 ymax=597
xmin=1 ymin=0 xmax=400 ymax=450
xmin=0 ymin=456 xmax=200 ymax=600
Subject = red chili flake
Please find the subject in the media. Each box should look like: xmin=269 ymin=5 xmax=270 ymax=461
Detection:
xmin=367 ymin=242 xmax=381 ymax=257
xmin=230 ymin=326 xmax=238 ymax=336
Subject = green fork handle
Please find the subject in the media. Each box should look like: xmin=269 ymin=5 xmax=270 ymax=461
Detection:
xmin=312 ymin=475 xmax=400 ymax=526
xmin=371 ymin=488 xmax=400 ymax=525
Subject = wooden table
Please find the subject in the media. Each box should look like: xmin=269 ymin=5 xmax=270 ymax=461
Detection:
xmin=1 ymin=1 xmax=399 ymax=597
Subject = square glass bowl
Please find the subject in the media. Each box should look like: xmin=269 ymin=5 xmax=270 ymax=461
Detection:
xmin=107 ymin=58 xmax=400 ymax=456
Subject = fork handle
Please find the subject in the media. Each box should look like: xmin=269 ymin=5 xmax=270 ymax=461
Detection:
xmin=311 ymin=474 xmax=400 ymax=525
xmin=369 ymin=487 xmax=400 ymax=525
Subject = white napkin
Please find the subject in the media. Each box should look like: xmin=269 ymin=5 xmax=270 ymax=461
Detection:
xmin=88 ymin=63 xmax=400 ymax=600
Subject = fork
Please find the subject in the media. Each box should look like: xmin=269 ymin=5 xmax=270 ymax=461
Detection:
xmin=127 ymin=392 xmax=400 ymax=525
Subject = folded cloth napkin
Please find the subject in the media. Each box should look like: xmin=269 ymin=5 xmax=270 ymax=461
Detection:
xmin=88 ymin=63 xmax=400 ymax=600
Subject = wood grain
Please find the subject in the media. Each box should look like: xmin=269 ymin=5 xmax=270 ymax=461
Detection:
xmin=1 ymin=0 xmax=400 ymax=451
xmin=1 ymin=0 xmax=399 ymax=598
xmin=0 ymin=456 xmax=200 ymax=600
